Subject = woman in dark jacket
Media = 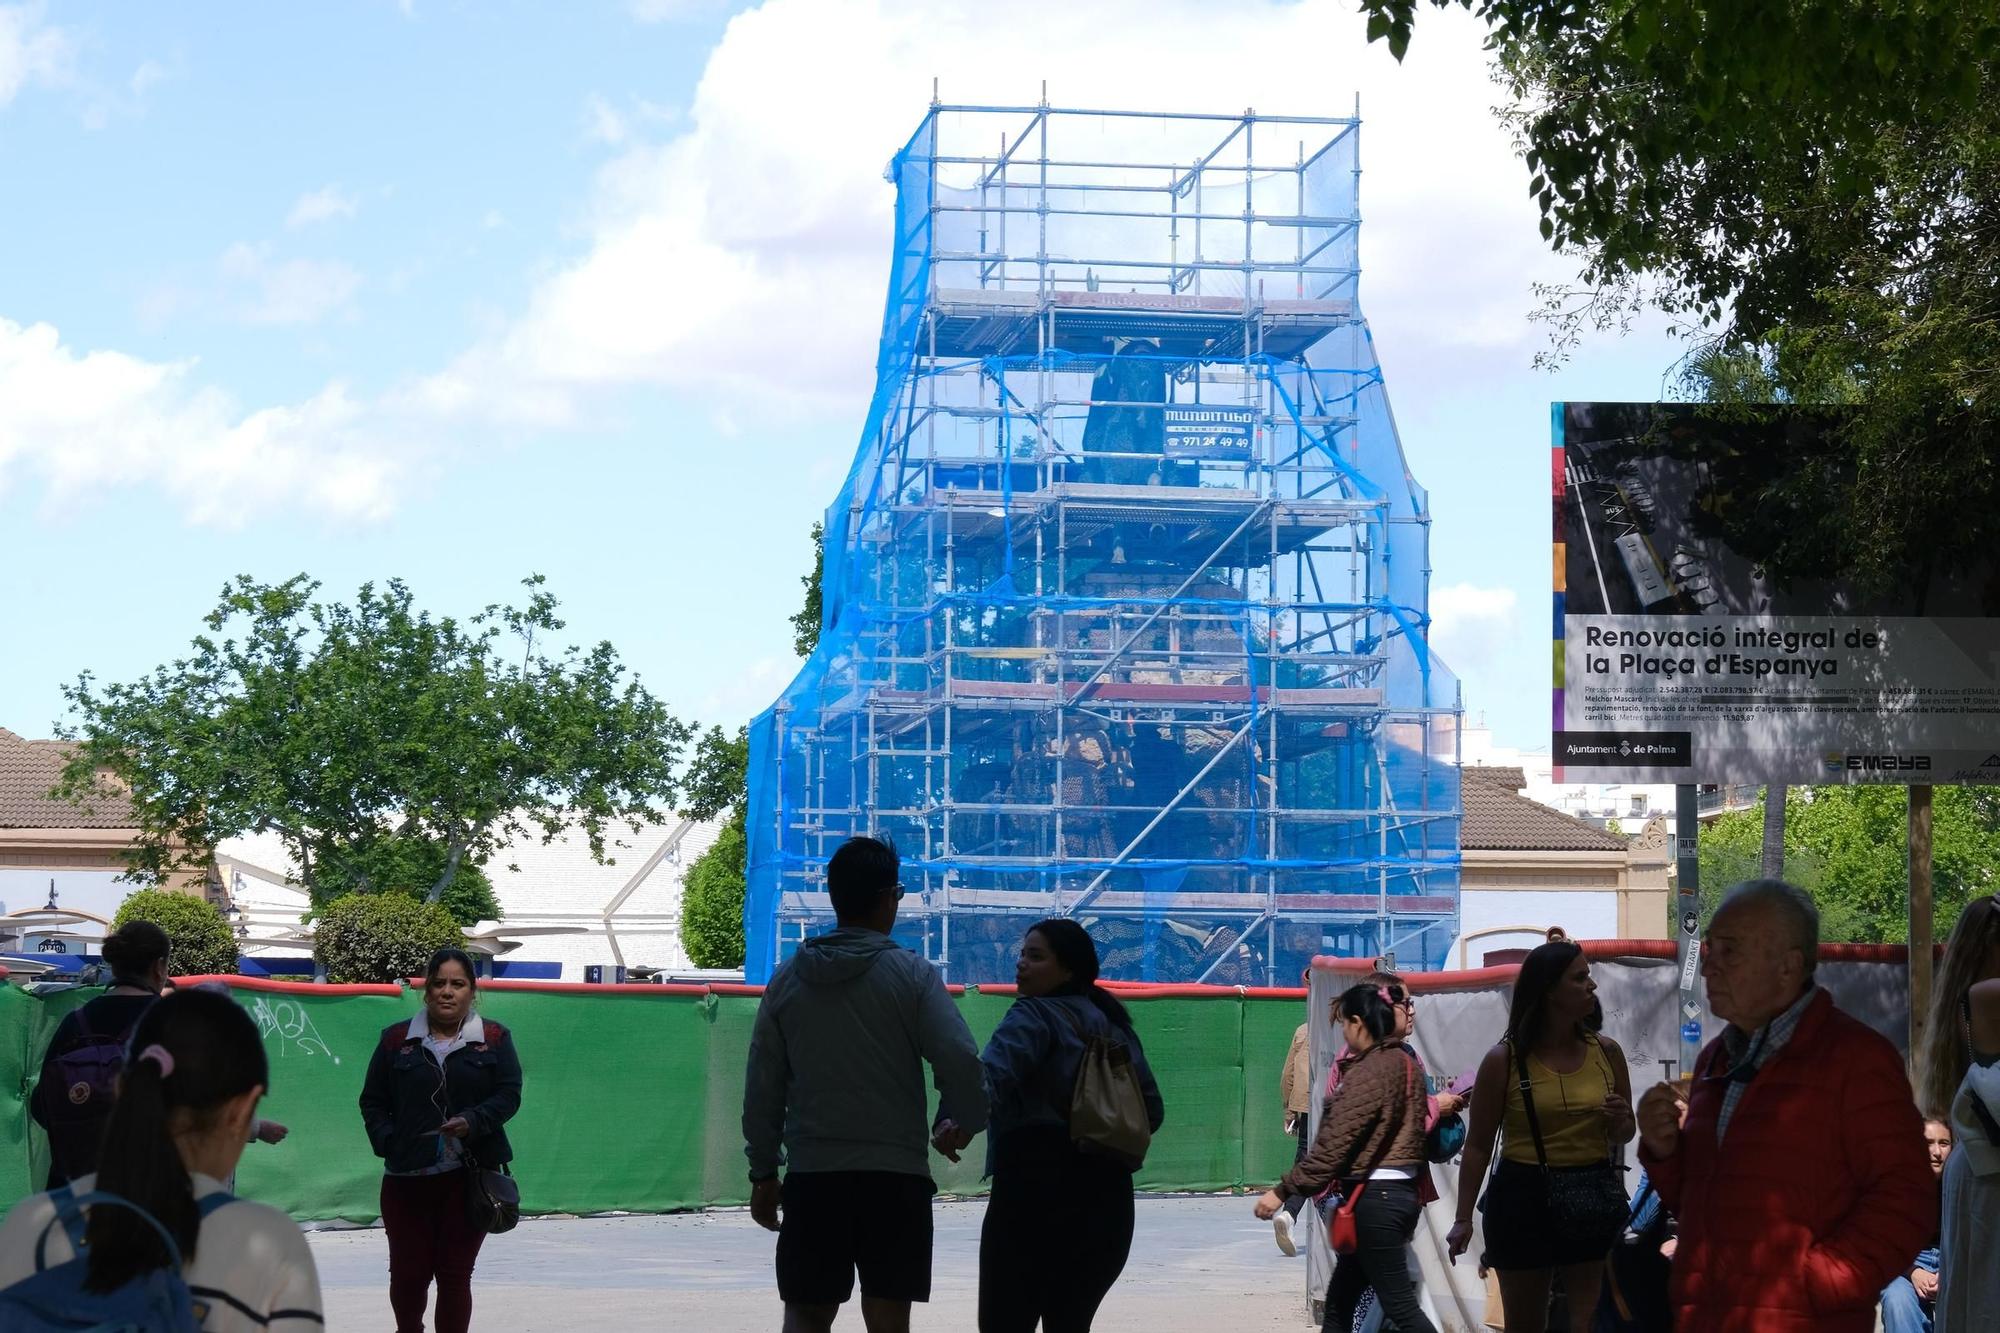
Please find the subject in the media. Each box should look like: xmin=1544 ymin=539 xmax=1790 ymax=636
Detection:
xmin=943 ymin=918 xmax=1165 ymax=1333
xmin=30 ymin=921 xmax=172 ymax=1186
xmin=359 ymin=947 xmax=522 ymax=1333
xmin=1256 ymin=983 xmax=1436 ymax=1333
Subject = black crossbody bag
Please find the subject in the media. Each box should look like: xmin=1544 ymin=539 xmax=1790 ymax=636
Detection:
xmin=1509 ymin=1038 xmax=1631 ymax=1244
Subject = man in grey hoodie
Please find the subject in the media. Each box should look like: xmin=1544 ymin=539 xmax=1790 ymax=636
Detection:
xmin=743 ymin=835 xmax=988 ymax=1333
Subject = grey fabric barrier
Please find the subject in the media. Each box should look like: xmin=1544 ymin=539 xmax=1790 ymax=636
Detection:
xmin=1296 ymin=950 xmax=1916 ymax=1332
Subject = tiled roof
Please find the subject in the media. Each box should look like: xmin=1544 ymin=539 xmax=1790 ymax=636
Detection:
xmin=1460 ymin=764 xmax=1629 ymax=853
xmin=0 ymin=728 xmax=138 ymax=830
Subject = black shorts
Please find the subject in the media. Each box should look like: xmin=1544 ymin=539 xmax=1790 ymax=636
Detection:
xmin=776 ymin=1170 xmax=936 ymax=1305
xmin=1478 ymin=1157 xmax=1629 ymax=1270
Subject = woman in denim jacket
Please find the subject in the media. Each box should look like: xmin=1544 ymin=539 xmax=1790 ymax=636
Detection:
xmin=358 ymin=947 xmax=522 ymax=1333
xmin=944 ymin=918 xmax=1164 ymax=1332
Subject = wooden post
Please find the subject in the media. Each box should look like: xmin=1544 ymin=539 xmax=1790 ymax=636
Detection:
xmin=1909 ymin=784 xmax=1934 ymax=1054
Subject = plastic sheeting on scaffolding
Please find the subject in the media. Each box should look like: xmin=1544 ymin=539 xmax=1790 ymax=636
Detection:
xmin=746 ymin=104 xmax=1462 ymax=983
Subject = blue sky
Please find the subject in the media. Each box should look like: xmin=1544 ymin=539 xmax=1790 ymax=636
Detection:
xmin=1 ymin=0 xmax=1686 ymax=753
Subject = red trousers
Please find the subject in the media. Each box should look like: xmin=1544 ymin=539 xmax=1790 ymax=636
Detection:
xmin=381 ymin=1171 xmax=488 ymax=1333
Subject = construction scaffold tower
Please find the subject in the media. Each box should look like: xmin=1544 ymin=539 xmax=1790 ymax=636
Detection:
xmin=746 ymin=102 xmax=1461 ymax=984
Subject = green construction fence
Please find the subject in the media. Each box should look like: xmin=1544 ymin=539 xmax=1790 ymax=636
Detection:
xmin=0 ymin=977 xmax=1307 ymax=1224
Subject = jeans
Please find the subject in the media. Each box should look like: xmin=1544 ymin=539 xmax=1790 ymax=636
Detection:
xmin=381 ymin=1170 xmax=488 ymax=1333
xmin=1880 ymin=1247 xmax=1940 ymax=1333
xmin=1284 ymin=1117 xmax=1312 ymax=1219
xmin=1323 ymin=1179 xmax=1437 ymax=1333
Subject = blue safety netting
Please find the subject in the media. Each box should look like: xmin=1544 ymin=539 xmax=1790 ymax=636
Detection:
xmin=746 ymin=106 xmax=1460 ymax=983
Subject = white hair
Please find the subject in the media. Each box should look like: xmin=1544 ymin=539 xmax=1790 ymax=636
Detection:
xmin=1717 ymin=878 xmax=1820 ymax=979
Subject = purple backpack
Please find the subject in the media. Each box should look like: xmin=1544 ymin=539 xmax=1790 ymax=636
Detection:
xmin=44 ymin=1006 xmax=135 ymax=1127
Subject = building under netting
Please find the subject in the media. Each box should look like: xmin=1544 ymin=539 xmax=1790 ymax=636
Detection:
xmin=744 ymin=102 xmax=1461 ymax=984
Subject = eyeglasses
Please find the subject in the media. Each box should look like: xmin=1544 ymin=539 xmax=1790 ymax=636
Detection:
xmin=889 ymin=881 xmax=907 ymax=901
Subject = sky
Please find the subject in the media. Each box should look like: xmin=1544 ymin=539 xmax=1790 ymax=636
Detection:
xmin=0 ymin=0 xmax=1689 ymax=755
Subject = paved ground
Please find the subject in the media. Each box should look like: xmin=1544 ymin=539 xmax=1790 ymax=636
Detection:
xmin=309 ymin=1194 xmax=1318 ymax=1331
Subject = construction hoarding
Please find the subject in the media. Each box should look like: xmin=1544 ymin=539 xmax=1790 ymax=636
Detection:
xmin=0 ymin=976 xmax=1303 ymax=1223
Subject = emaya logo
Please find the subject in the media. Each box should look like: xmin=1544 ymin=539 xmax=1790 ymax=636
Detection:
xmin=1834 ymin=754 xmax=1932 ymax=772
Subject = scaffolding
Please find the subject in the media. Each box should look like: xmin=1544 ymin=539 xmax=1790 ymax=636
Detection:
xmin=745 ymin=103 xmax=1461 ymax=984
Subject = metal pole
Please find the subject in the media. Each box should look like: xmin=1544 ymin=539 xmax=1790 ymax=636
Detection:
xmin=1672 ymin=783 xmax=1704 ymax=1082
xmin=1910 ymin=783 xmax=1935 ymax=1054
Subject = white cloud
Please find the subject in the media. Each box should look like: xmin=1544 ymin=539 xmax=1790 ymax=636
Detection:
xmin=0 ymin=316 xmax=405 ymax=525
xmin=583 ymin=93 xmax=628 ymax=145
xmin=129 ymin=58 xmax=170 ymax=98
xmin=698 ymin=654 xmax=793 ymax=725
xmin=218 ymin=243 xmax=362 ymax=325
xmin=1428 ymin=582 xmax=1522 ymax=668
xmin=0 ymin=3 xmax=71 ymax=105
xmin=627 ymin=0 xmax=725 ymax=21
xmin=419 ymin=0 xmax=1582 ymax=433
xmin=287 ymin=184 xmax=359 ymax=228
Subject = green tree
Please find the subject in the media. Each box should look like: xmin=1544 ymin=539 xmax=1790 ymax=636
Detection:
xmin=1699 ymin=786 xmax=2000 ymax=942
xmin=316 ymin=835 xmax=503 ymax=927
xmin=312 ymin=892 xmax=465 ymax=985
xmin=1361 ymin=0 xmax=2000 ymax=595
xmin=791 ymin=522 xmax=824 ymax=658
xmin=57 ymin=575 xmax=689 ymax=911
xmin=681 ymin=812 xmax=748 ymax=968
xmin=113 ymin=889 xmax=239 ymax=977
xmin=678 ymin=725 xmax=749 ymax=969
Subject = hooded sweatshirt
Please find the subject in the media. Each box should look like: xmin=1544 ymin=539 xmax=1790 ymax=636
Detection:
xmin=743 ymin=926 xmax=988 ymax=1180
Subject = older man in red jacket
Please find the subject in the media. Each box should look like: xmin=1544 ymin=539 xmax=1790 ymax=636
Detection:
xmin=1636 ymin=879 xmax=1936 ymax=1332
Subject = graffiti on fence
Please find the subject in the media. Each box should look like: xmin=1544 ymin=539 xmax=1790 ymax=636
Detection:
xmin=249 ymin=995 xmax=341 ymax=1064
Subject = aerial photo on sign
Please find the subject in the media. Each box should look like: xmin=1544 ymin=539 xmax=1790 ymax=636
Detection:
xmin=1552 ymin=402 xmax=2000 ymax=784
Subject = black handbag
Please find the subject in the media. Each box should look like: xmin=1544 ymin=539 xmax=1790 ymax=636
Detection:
xmin=1510 ymin=1039 xmax=1630 ymax=1246
xmin=464 ymin=1158 xmax=520 ymax=1235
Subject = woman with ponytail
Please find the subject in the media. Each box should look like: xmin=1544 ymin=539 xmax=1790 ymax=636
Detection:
xmin=30 ymin=919 xmax=172 ymax=1186
xmin=945 ymin=917 xmax=1164 ymax=1331
xmin=0 ymin=988 xmax=323 ymax=1329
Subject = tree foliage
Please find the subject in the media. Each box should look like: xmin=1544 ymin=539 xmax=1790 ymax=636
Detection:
xmin=313 ymin=892 xmax=465 ymax=985
xmin=678 ymin=724 xmax=749 ymax=969
xmin=57 ymin=575 xmax=689 ymax=909
xmin=315 ymin=835 xmax=503 ymax=928
xmin=1363 ymin=0 xmax=2000 ymax=599
xmin=1699 ymin=786 xmax=2000 ymax=942
xmin=680 ymin=810 xmax=748 ymax=969
xmin=112 ymin=890 xmax=239 ymax=977
xmin=681 ymin=726 xmax=749 ymax=825
xmin=791 ymin=522 xmax=824 ymax=658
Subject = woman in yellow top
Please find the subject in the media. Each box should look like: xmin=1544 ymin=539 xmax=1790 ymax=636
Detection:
xmin=1446 ymin=930 xmax=1636 ymax=1332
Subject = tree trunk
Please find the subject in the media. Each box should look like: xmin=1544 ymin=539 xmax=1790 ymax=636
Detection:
xmin=1761 ymin=784 xmax=1788 ymax=879
xmin=428 ymin=838 xmax=468 ymax=903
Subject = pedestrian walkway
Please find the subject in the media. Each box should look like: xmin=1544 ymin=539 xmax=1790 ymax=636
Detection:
xmin=308 ymin=1194 xmax=1314 ymax=1331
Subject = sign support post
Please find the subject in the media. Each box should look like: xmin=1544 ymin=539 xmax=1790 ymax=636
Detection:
xmin=1909 ymin=784 xmax=1934 ymax=1053
xmin=1673 ymin=783 xmax=1704 ymax=1080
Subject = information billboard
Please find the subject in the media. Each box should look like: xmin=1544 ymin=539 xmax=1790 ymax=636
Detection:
xmin=1552 ymin=402 xmax=2000 ymax=783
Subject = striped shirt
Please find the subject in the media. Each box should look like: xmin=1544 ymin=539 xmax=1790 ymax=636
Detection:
xmin=1715 ymin=986 xmax=1818 ymax=1143
xmin=0 ymin=1171 xmax=323 ymax=1330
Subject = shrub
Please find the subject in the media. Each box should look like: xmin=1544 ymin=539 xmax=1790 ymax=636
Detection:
xmin=112 ymin=889 xmax=239 ymax=977
xmin=680 ymin=810 xmax=747 ymax=969
xmin=313 ymin=892 xmax=464 ymax=984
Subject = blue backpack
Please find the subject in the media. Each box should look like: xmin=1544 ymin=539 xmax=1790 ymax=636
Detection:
xmin=0 ymin=1184 xmax=234 ymax=1332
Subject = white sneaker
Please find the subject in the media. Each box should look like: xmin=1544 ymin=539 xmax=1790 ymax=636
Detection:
xmin=1273 ymin=1209 xmax=1298 ymax=1257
